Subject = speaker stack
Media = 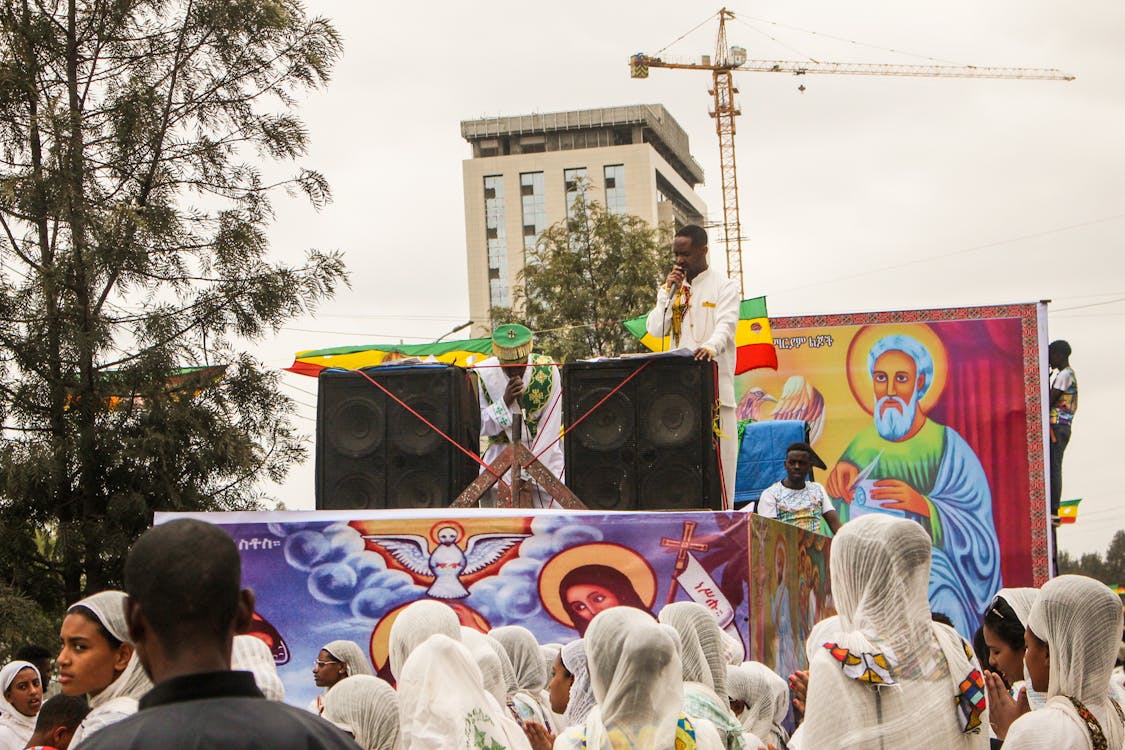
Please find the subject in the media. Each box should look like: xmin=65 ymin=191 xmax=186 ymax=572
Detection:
xmin=315 ymin=365 xmax=480 ymax=510
xmin=562 ymin=356 xmax=721 ymax=511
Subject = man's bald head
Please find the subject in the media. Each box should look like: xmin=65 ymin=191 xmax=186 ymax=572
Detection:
xmin=125 ymin=519 xmax=244 ymax=653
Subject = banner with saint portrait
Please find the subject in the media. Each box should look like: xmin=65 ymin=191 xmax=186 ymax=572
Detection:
xmin=156 ymin=508 xmax=822 ymax=709
xmin=735 ymin=302 xmax=1048 ymax=637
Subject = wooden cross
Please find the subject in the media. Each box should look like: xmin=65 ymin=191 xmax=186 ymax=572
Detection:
xmin=450 ymin=410 xmax=586 ymax=510
xmin=660 ymin=520 xmax=710 ymax=604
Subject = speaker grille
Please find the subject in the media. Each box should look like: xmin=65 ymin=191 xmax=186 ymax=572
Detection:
xmin=321 ymin=472 xmax=382 ymax=510
xmin=316 ymin=366 xmax=480 ymax=510
xmin=643 ymin=392 xmax=698 ymax=447
xmin=328 ymin=397 xmax=385 ymax=457
xmin=563 ymin=358 xmax=720 ymax=511
xmin=573 ymin=387 xmax=634 ymax=451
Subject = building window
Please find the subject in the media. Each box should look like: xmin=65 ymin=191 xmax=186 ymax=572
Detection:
xmin=519 ymin=172 xmax=546 ymax=253
xmin=483 ymin=175 xmax=509 ymax=308
xmin=564 ymin=167 xmax=588 ymax=219
xmin=604 ymin=164 xmax=626 ymax=215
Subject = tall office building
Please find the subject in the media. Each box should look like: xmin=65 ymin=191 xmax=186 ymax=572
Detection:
xmin=461 ymin=105 xmax=707 ymax=335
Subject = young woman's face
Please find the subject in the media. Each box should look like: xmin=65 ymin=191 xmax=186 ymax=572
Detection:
xmin=548 ymin=654 xmax=573 ymax=715
xmin=312 ymin=649 xmax=348 ymax=688
xmin=4 ymin=667 xmax=42 ymax=717
xmin=982 ymin=623 xmax=1026 ymax=686
xmin=566 ymin=584 xmax=621 ymax=622
xmin=57 ymin=613 xmax=131 ymax=697
xmin=1024 ymin=627 xmax=1050 ymax=693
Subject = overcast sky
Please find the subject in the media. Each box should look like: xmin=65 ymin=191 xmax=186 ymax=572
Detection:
xmin=251 ymin=0 xmax=1125 ymax=557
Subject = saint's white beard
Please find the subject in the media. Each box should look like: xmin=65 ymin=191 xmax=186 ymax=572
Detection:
xmin=874 ymin=392 xmax=918 ymax=440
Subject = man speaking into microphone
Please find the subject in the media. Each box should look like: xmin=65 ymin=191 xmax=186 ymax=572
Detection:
xmin=645 ymin=225 xmax=740 ymax=507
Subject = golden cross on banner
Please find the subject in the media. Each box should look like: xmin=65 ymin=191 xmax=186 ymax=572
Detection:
xmin=660 ymin=520 xmax=709 ymax=604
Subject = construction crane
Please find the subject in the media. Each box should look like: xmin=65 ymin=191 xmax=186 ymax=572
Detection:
xmin=631 ymin=8 xmax=1074 ymax=296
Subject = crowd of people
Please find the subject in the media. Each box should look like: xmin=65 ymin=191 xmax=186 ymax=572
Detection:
xmin=0 ymin=514 xmax=1121 ymax=749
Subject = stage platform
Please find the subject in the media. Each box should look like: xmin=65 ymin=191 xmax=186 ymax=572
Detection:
xmin=158 ymin=508 xmax=831 ymax=707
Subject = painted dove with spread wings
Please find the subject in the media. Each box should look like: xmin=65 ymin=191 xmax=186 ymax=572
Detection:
xmin=364 ymin=525 xmax=530 ymax=599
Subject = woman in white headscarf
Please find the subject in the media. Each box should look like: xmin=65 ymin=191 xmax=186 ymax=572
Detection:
xmin=1003 ymin=575 xmax=1124 ymax=750
xmin=541 ymin=643 xmax=566 ymax=729
xmin=541 ymin=644 xmax=563 ymax=681
xmin=388 ymin=600 xmax=462 ymax=681
xmin=58 ymin=590 xmax=153 ymax=747
xmin=658 ymin=602 xmax=747 ymax=750
xmin=397 ymin=633 xmax=531 ymax=750
xmin=981 ymin=587 xmax=1046 ymax=737
xmin=726 ymin=662 xmax=788 ymax=749
xmin=491 ymin=626 xmax=558 ymax=732
xmin=794 ymin=514 xmax=988 ymax=749
xmin=231 ymin=635 xmax=285 ymax=702
xmin=552 ymin=639 xmax=595 ymax=729
xmin=0 ymin=661 xmax=42 ymax=750
xmin=308 ymin=639 xmax=375 ymax=715
xmin=323 ymin=674 xmax=400 ymax=750
xmin=460 ymin=627 xmax=524 ymax=722
xmin=556 ymin=607 xmax=724 ymax=750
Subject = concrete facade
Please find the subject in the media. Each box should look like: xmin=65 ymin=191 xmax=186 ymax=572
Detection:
xmin=461 ymin=105 xmax=707 ymax=336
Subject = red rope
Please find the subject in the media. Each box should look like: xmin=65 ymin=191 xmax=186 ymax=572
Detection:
xmin=530 ymin=360 xmax=654 ymax=464
xmin=353 ymin=369 xmax=508 ymax=485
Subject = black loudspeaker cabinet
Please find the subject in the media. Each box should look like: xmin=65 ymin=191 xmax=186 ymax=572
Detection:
xmin=316 ymin=365 xmax=480 ymax=510
xmin=562 ymin=356 xmax=721 ymax=511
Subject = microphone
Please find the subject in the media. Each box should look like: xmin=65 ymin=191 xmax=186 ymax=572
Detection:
xmin=667 ymin=265 xmax=686 ymax=296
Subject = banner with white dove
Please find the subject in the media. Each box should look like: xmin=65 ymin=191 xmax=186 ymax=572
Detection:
xmin=156 ymin=508 xmax=825 ymax=709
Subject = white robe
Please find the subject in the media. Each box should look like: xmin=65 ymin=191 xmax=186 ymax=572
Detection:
xmin=398 ymin=634 xmax=531 ymax=750
xmin=0 ymin=716 xmax=35 ymax=750
xmin=1004 ymin=697 xmax=1119 ymax=750
xmin=1005 ymin=575 xmax=1125 ymax=750
xmin=645 ymin=268 xmax=740 ymax=507
xmin=475 ymin=354 xmax=564 ymax=508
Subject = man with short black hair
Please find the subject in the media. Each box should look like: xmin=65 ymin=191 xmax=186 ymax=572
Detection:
xmin=78 ymin=519 xmax=355 ymax=750
xmin=24 ymin=694 xmax=88 ymax=750
xmin=751 ymin=441 xmax=842 ymax=535
xmin=645 ymin=225 xmax=740 ymax=506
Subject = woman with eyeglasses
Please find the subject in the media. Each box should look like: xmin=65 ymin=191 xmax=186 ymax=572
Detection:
xmin=981 ymin=589 xmax=1044 ymax=740
xmin=308 ymin=640 xmax=374 ymax=715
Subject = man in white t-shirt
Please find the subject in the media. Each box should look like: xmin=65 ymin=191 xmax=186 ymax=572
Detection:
xmin=752 ymin=442 xmax=842 ymax=535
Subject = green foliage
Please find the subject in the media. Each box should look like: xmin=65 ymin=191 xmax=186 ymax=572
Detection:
xmin=0 ymin=0 xmax=346 ymax=607
xmin=515 ymin=191 xmax=669 ymax=361
xmin=1058 ymin=530 xmax=1125 ymax=588
xmin=0 ymin=585 xmax=57 ymax=664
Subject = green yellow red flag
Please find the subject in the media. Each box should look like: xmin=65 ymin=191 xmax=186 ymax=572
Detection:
xmin=1057 ymin=497 xmax=1081 ymax=524
xmin=285 ymin=338 xmax=493 ymax=377
xmin=622 ymin=296 xmax=778 ymax=374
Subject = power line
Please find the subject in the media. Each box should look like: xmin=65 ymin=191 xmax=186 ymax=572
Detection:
xmin=1050 ymin=296 xmax=1125 ymax=313
xmin=772 ymin=213 xmax=1125 ymax=295
xmin=281 ymin=327 xmax=436 ymax=341
xmin=281 ymin=381 xmax=318 ymax=399
xmin=735 ymin=14 xmax=967 ymax=66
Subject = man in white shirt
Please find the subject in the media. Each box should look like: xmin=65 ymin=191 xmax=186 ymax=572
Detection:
xmin=645 ymin=225 xmax=740 ymax=507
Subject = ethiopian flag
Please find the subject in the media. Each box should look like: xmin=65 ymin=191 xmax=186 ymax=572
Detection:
xmin=1058 ymin=497 xmax=1081 ymax=524
xmin=286 ymin=338 xmax=493 ymax=378
xmin=622 ymin=296 xmax=778 ymax=374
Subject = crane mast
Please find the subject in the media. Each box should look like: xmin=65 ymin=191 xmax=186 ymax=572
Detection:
xmin=710 ymin=10 xmax=743 ymax=295
xmin=631 ymin=8 xmax=1073 ymax=295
